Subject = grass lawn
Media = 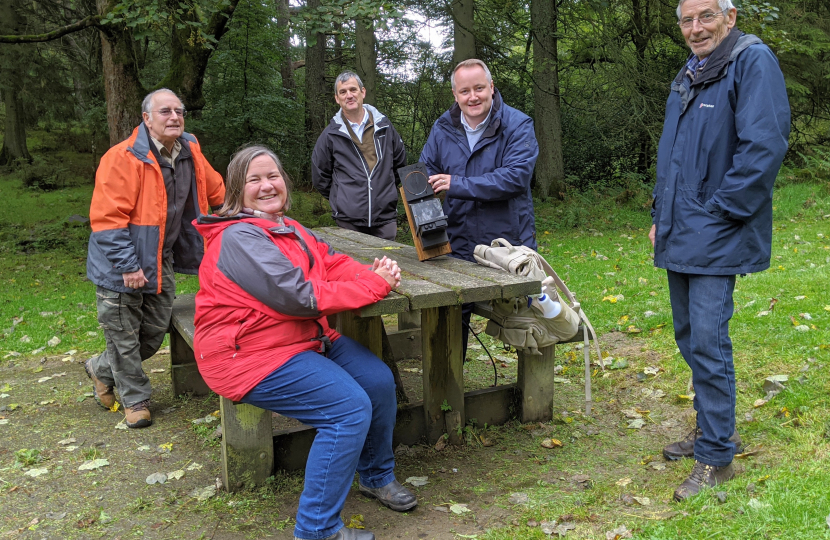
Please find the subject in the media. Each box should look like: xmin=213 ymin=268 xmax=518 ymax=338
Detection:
xmin=1 ymin=136 xmax=829 ymax=539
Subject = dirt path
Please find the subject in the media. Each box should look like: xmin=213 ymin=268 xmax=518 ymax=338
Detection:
xmin=0 ymin=333 xmax=707 ymax=539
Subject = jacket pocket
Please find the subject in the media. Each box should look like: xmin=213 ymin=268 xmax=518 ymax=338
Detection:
xmin=667 ymin=192 xmax=745 ymax=268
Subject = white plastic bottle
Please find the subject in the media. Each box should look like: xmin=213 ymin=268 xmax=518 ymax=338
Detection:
xmin=535 ymin=288 xmax=562 ymax=318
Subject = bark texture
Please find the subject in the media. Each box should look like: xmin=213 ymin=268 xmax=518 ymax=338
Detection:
xmin=531 ymin=0 xmax=564 ymax=199
xmin=452 ymin=0 xmax=476 ymax=66
xmin=0 ymin=0 xmax=32 ymax=165
xmin=304 ymin=0 xmax=327 ymax=182
xmin=354 ymin=18 xmax=377 ymax=105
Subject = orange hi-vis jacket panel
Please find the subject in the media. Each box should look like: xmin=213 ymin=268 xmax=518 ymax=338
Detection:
xmin=87 ymin=125 xmax=225 ymax=293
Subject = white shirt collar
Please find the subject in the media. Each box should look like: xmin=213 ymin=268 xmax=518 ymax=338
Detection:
xmin=460 ymin=104 xmax=493 ymax=134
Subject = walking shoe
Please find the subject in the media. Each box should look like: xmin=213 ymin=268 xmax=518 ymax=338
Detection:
xmin=84 ymin=357 xmax=116 ymax=409
xmin=663 ymin=427 xmax=742 ymax=461
xmin=125 ymin=400 xmax=152 ymax=428
xmin=359 ymin=479 xmax=418 ymax=511
xmin=673 ymin=460 xmax=734 ymax=501
xmin=294 ymin=527 xmax=375 ymax=540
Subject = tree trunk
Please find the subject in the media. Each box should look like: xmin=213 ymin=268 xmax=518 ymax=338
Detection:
xmin=452 ymin=0 xmax=475 ymax=65
xmin=531 ymin=0 xmax=564 ymax=199
xmin=304 ymin=0 xmax=328 ymax=183
xmin=0 ymin=0 xmax=32 ymax=165
xmin=157 ymin=0 xmax=239 ymax=114
xmin=275 ymin=0 xmax=295 ymax=96
xmin=97 ymin=0 xmax=145 ymax=146
xmin=354 ymin=18 xmax=377 ymax=105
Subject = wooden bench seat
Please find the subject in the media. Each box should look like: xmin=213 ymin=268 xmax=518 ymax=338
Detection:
xmin=170 ymin=293 xmax=596 ymax=491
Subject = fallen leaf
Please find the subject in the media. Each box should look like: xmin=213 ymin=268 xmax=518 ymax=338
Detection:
xmin=150 ymin=368 xmax=166 ymax=373
xmin=186 ymin=462 xmax=203 ymax=471
xmin=345 ymin=514 xmax=365 ymax=529
xmin=794 ymin=295 xmax=806 ymax=300
xmin=753 ymin=398 xmax=768 ymax=408
xmin=757 ymin=311 xmax=770 ymax=317
xmin=615 ymin=477 xmax=632 ymax=487
xmin=622 ymin=409 xmax=642 ymax=419
xmin=826 ymin=513 xmax=830 ymax=529
xmin=609 ymin=359 xmax=629 ymax=370
xmin=449 ymin=503 xmax=471 ymax=514
xmin=109 ymin=402 xmax=120 ymax=412
xmin=678 ymin=393 xmax=695 ymax=401
xmin=78 ymin=458 xmax=109 ymax=471
xmin=554 ymin=377 xmax=571 ymax=384
xmin=405 ymin=476 xmax=429 ymax=487
xmin=747 ymin=498 xmax=770 ymax=510
xmin=37 ymin=377 xmax=53 ymax=383
xmin=540 ymin=520 xmax=557 ymax=535
xmin=632 ymin=496 xmax=651 ymax=506
xmin=627 ymin=419 xmax=646 ymax=429
xmin=643 ymin=366 xmax=660 ymax=375
xmin=626 ymin=326 xmax=642 ymax=334
xmin=57 ymin=438 xmax=76 ymax=445
xmin=146 ymin=472 xmax=167 ymax=485
xmin=606 ymin=525 xmax=633 ymax=539
xmin=434 ymin=437 xmax=446 ymax=452
xmin=24 ymin=468 xmax=48 ymax=477
xmin=553 ymin=522 xmax=576 ymax=536
xmin=795 ymin=325 xmax=809 ymax=332
xmin=768 ymin=298 xmax=778 ymax=311
xmin=189 ymin=485 xmax=217 ymax=501
xmin=508 ymin=492 xmax=530 ymax=505
xmin=541 ymin=438 xmax=563 ymax=449
xmin=167 ymin=470 xmax=185 ymax=480
xmin=47 ymin=336 xmax=61 ymax=347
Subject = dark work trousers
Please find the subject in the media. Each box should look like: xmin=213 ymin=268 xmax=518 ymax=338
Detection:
xmin=667 ymin=270 xmax=737 ymax=467
xmin=88 ymin=258 xmax=176 ymax=407
xmin=335 ymin=218 xmax=397 ymax=241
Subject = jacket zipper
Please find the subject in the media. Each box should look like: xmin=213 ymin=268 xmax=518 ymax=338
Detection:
xmin=347 ymin=123 xmax=388 ymax=228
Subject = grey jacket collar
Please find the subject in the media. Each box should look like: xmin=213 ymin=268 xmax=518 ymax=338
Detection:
xmin=332 ymin=104 xmax=387 ymax=137
xmin=128 ymin=123 xmax=196 ymax=166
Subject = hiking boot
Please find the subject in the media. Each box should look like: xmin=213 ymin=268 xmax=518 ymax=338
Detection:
xmin=673 ymin=460 xmax=735 ymax=501
xmin=663 ymin=427 xmax=742 ymax=460
xmin=294 ymin=528 xmax=375 ymax=540
xmin=84 ymin=357 xmax=116 ymax=409
xmin=359 ymin=479 xmax=418 ymax=512
xmin=125 ymin=400 xmax=152 ymax=428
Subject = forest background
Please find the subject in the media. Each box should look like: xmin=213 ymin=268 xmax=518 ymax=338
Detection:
xmin=0 ymin=0 xmax=827 ymax=198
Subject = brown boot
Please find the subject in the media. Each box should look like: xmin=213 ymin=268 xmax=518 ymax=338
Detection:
xmin=84 ymin=357 xmax=116 ymax=409
xmin=663 ymin=427 xmax=742 ymax=460
xmin=673 ymin=460 xmax=735 ymax=501
xmin=125 ymin=400 xmax=152 ymax=428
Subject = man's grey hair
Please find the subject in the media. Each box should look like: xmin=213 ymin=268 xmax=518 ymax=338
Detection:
xmin=451 ymin=59 xmax=492 ymax=91
xmin=677 ymin=0 xmax=735 ymax=19
xmin=141 ymin=88 xmax=183 ymax=117
xmin=334 ymin=71 xmax=364 ymax=93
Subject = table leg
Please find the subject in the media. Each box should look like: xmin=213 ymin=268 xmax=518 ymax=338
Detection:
xmin=336 ymin=311 xmax=383 ymax=358
xmin=516 ymin=345 xmax=555 ymax=423
xmin=421 ymin=305 xmax=464 ymax=444
xmin=220 ymin=397 xmax=273 ymax=491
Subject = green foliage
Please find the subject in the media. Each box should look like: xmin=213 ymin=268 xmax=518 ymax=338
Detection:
xmin=14 ymin=448 xmax=43 ymax=468
xmin=191 ymin=0 xmax=304 ymax=179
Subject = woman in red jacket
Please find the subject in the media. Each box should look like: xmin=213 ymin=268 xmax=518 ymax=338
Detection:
xmin=193 ymin=146 xmax=416 ymax=540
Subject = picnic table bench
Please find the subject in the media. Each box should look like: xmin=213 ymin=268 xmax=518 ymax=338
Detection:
xmin=169 ymin=227 xmax=595 ymax=490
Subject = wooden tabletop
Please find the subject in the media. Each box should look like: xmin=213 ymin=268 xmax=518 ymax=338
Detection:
xmin=314 ymin=227 xmax=542 ymax=317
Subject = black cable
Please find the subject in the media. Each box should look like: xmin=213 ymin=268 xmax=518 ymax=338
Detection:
xmin=463 ymin=320 xmax=499 ymax=388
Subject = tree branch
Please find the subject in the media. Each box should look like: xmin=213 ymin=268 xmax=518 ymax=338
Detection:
xmin=0 ymin=14 xmax=101 ymax=43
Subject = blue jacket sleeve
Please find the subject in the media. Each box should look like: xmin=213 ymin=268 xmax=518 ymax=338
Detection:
xmin=449 ymin=115 xmax=539 ymax=202
xmin=703 ymin=45 xmax=790 ymax=222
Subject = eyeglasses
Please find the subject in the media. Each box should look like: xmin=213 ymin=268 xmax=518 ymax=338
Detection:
xmin=678 ymin=9 xmax=726 ymax=28
xmin=154 ymin=108 xmax=187 ymax=118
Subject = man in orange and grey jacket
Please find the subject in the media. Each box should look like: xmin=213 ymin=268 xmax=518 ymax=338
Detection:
xmin=85 ymin=88 xmax=225 ymax=428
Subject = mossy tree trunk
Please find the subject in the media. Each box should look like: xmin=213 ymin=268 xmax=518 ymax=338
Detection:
xmin=0 ymin=0 xmax=32 ymax=166
xmin=355 ymin=18 xmax=377 ymax=105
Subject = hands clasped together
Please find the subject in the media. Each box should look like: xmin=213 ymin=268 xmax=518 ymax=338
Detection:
xmin=372 ymin=256 xmax=401 ymax=288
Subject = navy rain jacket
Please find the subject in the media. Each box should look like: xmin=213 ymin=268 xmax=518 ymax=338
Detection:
xmin=653 ymin=30 xmax=790 ymax=275
xmin=420 ymin=89 xmax=539 ymax=261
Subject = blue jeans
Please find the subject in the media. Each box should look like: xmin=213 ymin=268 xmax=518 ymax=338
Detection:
xmin=667 ymin=271 xmax=737 ymax=467
xmin=241 ymin=336 xmax=398 ymax=540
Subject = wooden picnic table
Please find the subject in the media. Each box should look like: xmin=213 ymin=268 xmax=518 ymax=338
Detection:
xmin=169 ymin=227 xmax=568 ymax=490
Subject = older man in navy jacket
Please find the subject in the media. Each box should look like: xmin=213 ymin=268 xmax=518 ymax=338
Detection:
xmin=650 ymin=0 xmax=789 ymax=501
xmin=420 ymin=59 xmax=539 ymax=355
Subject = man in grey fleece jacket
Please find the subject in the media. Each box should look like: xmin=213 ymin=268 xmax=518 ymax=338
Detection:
xmin=312 ymin=71 xmax=406 ymax=241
